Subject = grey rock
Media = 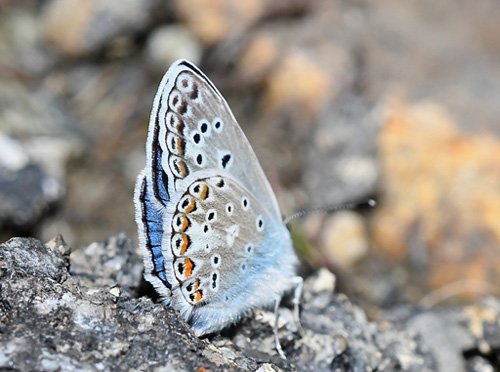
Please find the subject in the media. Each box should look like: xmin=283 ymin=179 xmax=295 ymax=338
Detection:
xmin=145 ymin=25 xmax=202 ymax=73
xmin=70 ymin=232 xmax=143 ymax=296
xmin=1 ymin=234 xmax=438 ymax=371
xmin=0 ymin=163 xmax=62 ymax=229
xmin=303 ymin=93 xmax=380 ymax=207
xmin=0 ymin=134 xmax=65 ymax=231
xmin=407 ymin=310 xmax=474 ymax=372
xmin=42 ymin=0 xmax=169 ymax=57
xmin=0 ymin=235 xmax=244 ymax=371
xmin=0 ymin=6 xmax=56 ymax=76
xmin=7 ymin=233 xmax=500 ymax=371
xmin=0 ymin=81 xmax=79 ymax=140
xmin=0 ymin=236 xmax=69 ymax=282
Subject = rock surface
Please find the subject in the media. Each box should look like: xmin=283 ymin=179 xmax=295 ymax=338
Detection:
xmin=3 ymin=234 xmax=500 ymax=371
xmin=373 ymin=102 xmax=500 ymax=294
xmin=0 ymin=234 xmax=443 ymax=372
xmin=0 ymin=135 xmax=64 ymax=232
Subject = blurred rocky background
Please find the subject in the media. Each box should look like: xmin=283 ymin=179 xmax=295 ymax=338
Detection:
xmin=1 ymin=0 xmax=500 ymax=371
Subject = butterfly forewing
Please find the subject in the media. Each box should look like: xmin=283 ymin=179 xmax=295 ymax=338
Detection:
xmin=153 ymin=60 xmax=281 ymax=219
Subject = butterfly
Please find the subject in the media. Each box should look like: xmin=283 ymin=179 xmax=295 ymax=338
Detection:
xmin=134 ymin=59 xmax=302 ymax=341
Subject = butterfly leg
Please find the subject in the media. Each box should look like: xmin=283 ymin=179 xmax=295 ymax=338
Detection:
xmin=291 ymin=276 xmax=304 ymax=334
xmin=273 ymin=297 xmax=286 ymax=358
xmin=273 ymin=276 xmax=304 ymax=358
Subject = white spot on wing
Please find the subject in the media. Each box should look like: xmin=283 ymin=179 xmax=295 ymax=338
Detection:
xmin=226 ymin=224 xmax=240 ymax=247
xmin=176 ymin=73 xmax=195 ymax=93
xmin=168 ymin=91 xmax=183 ymax=111
xmin=166 ymin=112 xmax=183 ymax=134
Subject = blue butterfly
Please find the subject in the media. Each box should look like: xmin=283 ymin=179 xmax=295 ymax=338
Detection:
xmin=134 ymin=59 xmax=301 ymax=341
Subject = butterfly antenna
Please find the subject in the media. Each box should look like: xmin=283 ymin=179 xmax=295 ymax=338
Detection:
xmin=283 ymin=199 xmax=376 ymax=226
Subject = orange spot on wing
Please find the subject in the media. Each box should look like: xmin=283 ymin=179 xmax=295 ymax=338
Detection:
xmin=200 ymin=185 xmax=209 ymax=200
xmin=184 ymin=258 xmax=193 ymax=277
xmin=180 ymin=234 xmax=190 ymax=254
xmin=177 ymin=138 xmax=185 ymax=155
xmin=181 ymin=216 xmax=189 ymax=232
xmin=177 ymin=119 xmax=185 ymax=135
xmin=178 ymin=160 xmax=188 ymax=176
xmin=195 ymin=278 xmax=200 ymax=289
xmin=185 ymin=199 xmax=196 ymax=213
xmin=195 ymin=290 xmax=202 ymax=302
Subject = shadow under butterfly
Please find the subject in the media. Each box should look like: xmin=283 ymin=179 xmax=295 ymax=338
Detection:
xmin=134 ymin=59 xmax=302 ymax=357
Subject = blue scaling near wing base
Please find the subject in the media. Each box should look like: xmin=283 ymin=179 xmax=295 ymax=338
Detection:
xmin=139 ymin=176 xmax=171 ymax=289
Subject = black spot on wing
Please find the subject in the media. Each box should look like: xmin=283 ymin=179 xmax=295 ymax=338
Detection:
xmin=221 ymin=154 xmax=231 ymax=168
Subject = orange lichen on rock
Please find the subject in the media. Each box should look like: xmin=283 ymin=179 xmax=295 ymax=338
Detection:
xmin=264 ymin=53 xmax=332 ymax=122
xmin=175 ymin=0 xmax=263 ymax=46
xmin=373 ymin=101 xmax=500 ymax=290
xmin=43 ymin=0 xmax=94 ymax=56
xmin=239 ymin=34 xmax=280 ymax=81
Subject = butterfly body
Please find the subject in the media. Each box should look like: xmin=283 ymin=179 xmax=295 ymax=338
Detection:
xmin=135 ymin=59 xmax=299 ymax=336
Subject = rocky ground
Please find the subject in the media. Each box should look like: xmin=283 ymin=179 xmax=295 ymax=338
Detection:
xmin=1 ymin=0 xmax=500 ymax=371
xmin=3 ymin=234 xmax=498 ymax=372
